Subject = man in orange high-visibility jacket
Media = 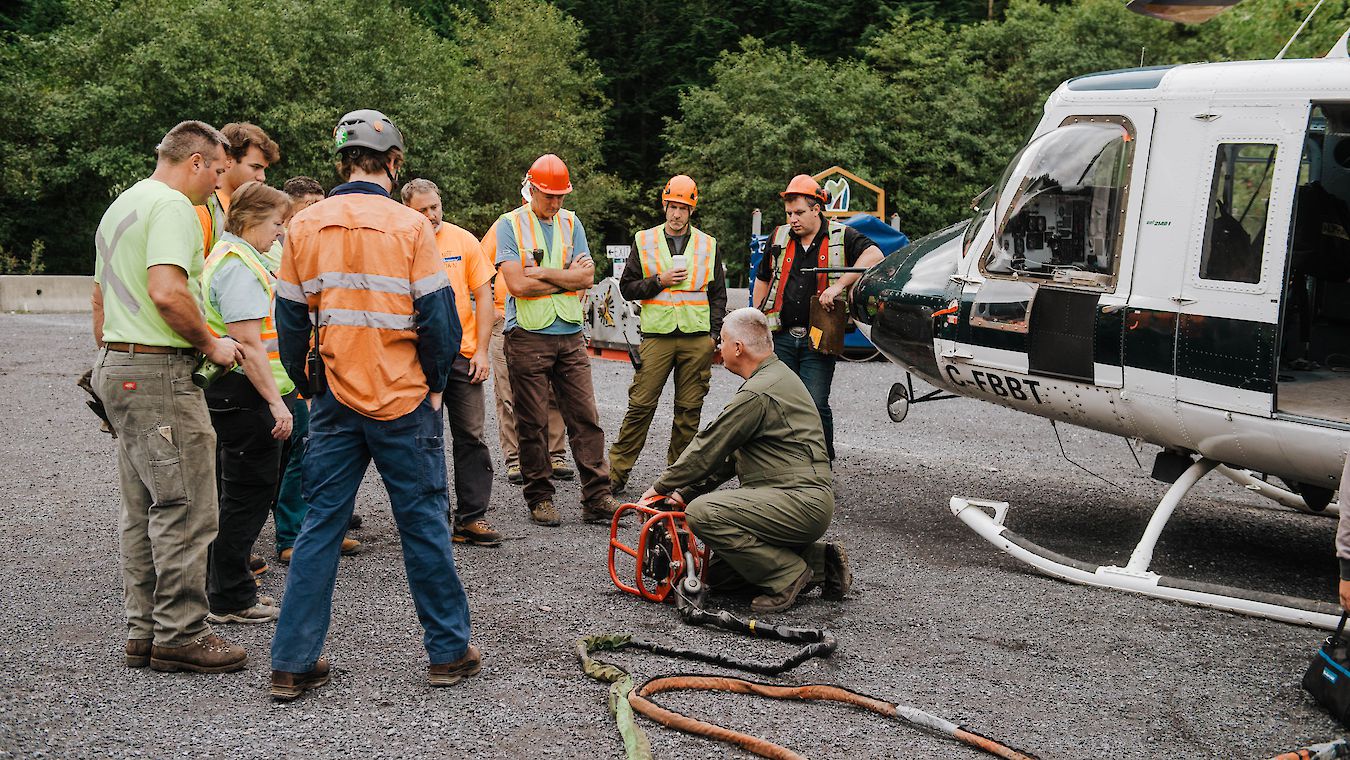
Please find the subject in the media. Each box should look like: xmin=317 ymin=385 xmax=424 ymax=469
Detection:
xmin=269 ymin=109 xmax=479 ymax=702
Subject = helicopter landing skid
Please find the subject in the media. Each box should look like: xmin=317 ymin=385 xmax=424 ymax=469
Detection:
xmin=950 ymin=459 xmax=1342 ymax=630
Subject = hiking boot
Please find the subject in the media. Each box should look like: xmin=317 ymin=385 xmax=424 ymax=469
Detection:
xmin=278 ymin=537 xmax=359 ymax=565
xmin=249 ymin=554 xmax=269 ymax=576
xmin=271 ymin=658 xmax=330 ymax=702
xmin=429 ymin=644 xmax=482 ymax=687
xmin=149 ymin=633 xmax=247 ymax=673
xmin=126 ymin=638 xmax=151 ymax=668
xmin=750 ymin=567 xmax=814 ymax=615
xmin=207 ymin=603 xmax=280 ymax=625
xmin=551 ymin=456 xmax=576 ymax=480
xmin=529 ymin=499 xmax=562 ymax=527
xmin=822 ymin=543 xmax=852 ymax=601
xmin=581 ymin=494 xmax=621 ymax=525
xmin=506 ymin=464 xmax=523 ymax=484
xmin=453 ymin=519 xmax=503 ymax=547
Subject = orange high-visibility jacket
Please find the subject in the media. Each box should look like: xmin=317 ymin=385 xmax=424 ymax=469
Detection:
xmin=275 ymin=185 xmax=459 ymax=420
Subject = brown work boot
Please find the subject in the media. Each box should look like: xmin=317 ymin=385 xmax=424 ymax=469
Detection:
xmin=822 ymin=543 xmax=852 ymax=601
xmin=750 ymin=567 xmax=814 ymax=615
xmin=278 ymin=538 xmax=359 ymax=565
xmin=453 ymin=519 xmax=503 ymax=547
xmin=550 ymin=455 xmax=576 ymax=480
xmin=581 ymin=494 xmax=621 ymax=525
xmin=125 ymin=638 xmax=151 ymax=668
xmin=271 ymin=658 xmax=331 ymax=702
xmin=529 ymin=499 xmax=562 ymax=527
xmin=249 ymin=553 xmax=269 ymax=577
xmin=149 ymin=633 xmax=247 ymax=673
xmin=429 ymin=644 xmax=482 ymax=687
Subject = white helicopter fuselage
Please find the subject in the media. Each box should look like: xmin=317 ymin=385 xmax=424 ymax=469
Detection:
xmin=858 ymin=57 xmax=1350 ymax=493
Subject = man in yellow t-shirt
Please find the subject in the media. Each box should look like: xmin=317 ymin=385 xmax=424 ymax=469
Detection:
xmin=402 ymin=179 xmax=501 ymax=546
xmin=91 ymin=120 xmax=247 ymax=674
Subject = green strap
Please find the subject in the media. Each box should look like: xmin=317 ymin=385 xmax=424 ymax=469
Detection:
xmin=576 ymin=635 xmax=654 ymax=760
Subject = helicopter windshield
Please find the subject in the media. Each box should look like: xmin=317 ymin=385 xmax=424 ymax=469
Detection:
xmin=982 ymin=119 xmax=1134 ymax=290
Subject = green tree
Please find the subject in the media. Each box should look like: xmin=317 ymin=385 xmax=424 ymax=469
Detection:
xmin=0 ymin=0 xmax=626 ymax=273
xmin=661 ymin=39 xmax=904 ymax=280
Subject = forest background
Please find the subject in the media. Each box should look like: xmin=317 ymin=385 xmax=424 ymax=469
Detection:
xmin=2 ymin=0 xmax=1348 ymax=280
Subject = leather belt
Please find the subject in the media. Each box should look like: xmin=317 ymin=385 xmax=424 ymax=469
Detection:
xmin=787 ymin=326 xmax=809 ymax=338
xmin=104 ymin=342 xmax=196 ymax=356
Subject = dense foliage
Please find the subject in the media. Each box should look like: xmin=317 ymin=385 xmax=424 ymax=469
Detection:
xmin=2 ymin=0 xmax=1348 ymax=276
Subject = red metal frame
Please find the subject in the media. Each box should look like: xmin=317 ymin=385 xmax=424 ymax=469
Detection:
xmin=608 ymin=497 xmax=706 ymax=603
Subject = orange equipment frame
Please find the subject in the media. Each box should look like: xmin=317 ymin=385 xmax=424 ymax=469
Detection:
xmin=608 ymin=497 xmax=707 ymax=603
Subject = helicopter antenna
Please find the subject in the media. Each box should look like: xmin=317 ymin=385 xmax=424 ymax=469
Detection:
xmin=1275 ymin=0 xmax=1326 ymax=60
xmin=1050 ymin=420 xmax=1124 ymax=491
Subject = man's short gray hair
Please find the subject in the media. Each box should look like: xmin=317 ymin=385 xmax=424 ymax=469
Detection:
xmin=721 ymin=307 xmax=773 ymax=354
xmin=400 ymin=177 xmax=440 ymax=204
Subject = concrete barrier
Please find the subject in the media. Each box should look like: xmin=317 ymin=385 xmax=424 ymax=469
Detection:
xmin=0 ymin=275 xmax=94 ymax=313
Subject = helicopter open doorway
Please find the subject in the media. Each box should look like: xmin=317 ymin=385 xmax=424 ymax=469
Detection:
xmin=1277 ymin=103 xmax=1350 ymax=428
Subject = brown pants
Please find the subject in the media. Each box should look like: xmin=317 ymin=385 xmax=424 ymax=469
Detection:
xmin=490 ymin=317 xmax=564 ymax=467
xmin=93 ymin=348 xmax=218 ymax=646
xmin=503 ymin=328 xmax=610 ymax=506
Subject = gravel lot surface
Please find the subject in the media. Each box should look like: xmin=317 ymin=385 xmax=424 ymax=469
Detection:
xmin=0 ymin=311 xmax=1344 ymax=759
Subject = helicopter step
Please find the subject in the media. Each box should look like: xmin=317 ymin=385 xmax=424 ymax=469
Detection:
xmin=950 ymin=457 xmax=1343 ymax=630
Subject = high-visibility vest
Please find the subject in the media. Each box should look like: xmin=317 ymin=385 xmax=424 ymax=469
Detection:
xmin=501 ymin=205 xmax=584 ymax=331
xmin=761 ymin=221 xmax=846 ymax=331
xmin=195 ymin=191 xmax=226 ymax=258
xmin=634 ymin=225 xmax=717 ymax=334
xmin=202 ymin=239 xmax=295 ymax=396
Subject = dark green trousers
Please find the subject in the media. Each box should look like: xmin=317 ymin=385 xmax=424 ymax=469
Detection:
xmin=607 ymin=334 xmax=714 ymax=489
xmin=685 ymin=485 xmax=832 ymax=594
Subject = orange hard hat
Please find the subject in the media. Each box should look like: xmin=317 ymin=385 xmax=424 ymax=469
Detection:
xmin=780 ymin=174 xmax=830 ymax=205
xmin=525 ymin=154 xmax=573 ymax=195
xmin=661 ymin=175 xmax=698 ymax=208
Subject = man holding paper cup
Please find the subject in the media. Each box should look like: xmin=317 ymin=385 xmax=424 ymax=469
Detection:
xmin=752 ymin=174 xmax=884 ymax=461
xmin=609 ymin=175 xmax=727 ymax=495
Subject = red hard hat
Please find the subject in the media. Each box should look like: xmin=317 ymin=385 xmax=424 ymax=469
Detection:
xmin=780 ymin=174 xmax=830 ymax=205
xmin=525 ymin=154 xmax=573 ymax=195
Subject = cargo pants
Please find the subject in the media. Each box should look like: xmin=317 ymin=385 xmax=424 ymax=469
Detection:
xmin=684 ymin=483 xmax=832 ymax=594
xmin=607 ymin=334 xmax=714 ymax=491
xmin=93 ymin=348 xmax=218 ymax=646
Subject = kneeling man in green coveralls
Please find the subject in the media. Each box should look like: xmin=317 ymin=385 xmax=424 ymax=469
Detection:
xmin=640 ymin=307 xmax=851 ymax=614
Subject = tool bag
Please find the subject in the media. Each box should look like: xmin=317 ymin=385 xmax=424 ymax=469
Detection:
xmin=1303 ymin=613 xmax=1350 ymax=727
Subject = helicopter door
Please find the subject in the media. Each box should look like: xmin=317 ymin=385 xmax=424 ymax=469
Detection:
xmin=1172 ymin=138 xmax=1291 ymax=417
xmin=965 ymin=113 xmax=1149 ymax=389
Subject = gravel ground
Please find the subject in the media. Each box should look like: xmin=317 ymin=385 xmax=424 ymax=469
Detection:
xmin=0 ymin=311 xmax=1345 ymax=759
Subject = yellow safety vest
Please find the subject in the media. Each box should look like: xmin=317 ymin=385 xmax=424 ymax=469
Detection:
xmin=634 ymin=225 xmax=717 ymax=334
xmin=202 ymin=239 xmax=295 ymax=396
xmin=501 ymin=206 xmax=584 ymax=331
xmin=762 ymin=221 xmax=846 ymax=331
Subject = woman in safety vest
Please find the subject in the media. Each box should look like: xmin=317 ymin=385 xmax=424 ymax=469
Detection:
xmin=199 ymin=181 xmax=295 ymax=625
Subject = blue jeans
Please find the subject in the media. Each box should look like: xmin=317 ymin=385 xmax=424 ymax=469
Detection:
xmin=271 ymin=393 xmax=471 ymax=672
xmin=773 ymin=331 xmax=837 ymax=459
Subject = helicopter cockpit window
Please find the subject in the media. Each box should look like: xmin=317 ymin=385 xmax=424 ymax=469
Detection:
xmin=1199 ymin=143 xmax=1276 ymax=284
xmin=982 ymin=118 xmax=1133 ymax=291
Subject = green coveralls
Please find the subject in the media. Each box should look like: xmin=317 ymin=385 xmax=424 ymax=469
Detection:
xmin=653 ymin=355 xmax=833 ymax=594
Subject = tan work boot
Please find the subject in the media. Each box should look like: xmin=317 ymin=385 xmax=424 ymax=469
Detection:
xmin=581 ymin=494 xmax=621 ymax=525
xmin=550 ymin=455 xmax=576 ymax=480
xmin=125 ymin=638 xmax=152 ymax=668
xmin=271 ymin=657 xmax=331 ymax=702
xmin=506 ymin=464 xmax=523 ymax=484
xmin=429 ymin=644 xmax=482 ymax=687
xmin=750 ymin=567 xmax=814 ymax=615
xmin=529 ymin=499 xmax=562 ymax=527
xmin=453 ymin=519 xmax=503 ymax=546
xmin=278 ymin=538 xmax=360 ymax=564
xmin=149 ymin=633 xmax=247 ymax=673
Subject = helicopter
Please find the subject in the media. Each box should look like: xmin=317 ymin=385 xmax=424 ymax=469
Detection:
xmin=848 ymin=23 xmax=1350 ymax=630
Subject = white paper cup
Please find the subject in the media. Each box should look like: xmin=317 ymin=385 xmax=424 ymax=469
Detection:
xmin=670 ymin=254 xmax=687 ymax=271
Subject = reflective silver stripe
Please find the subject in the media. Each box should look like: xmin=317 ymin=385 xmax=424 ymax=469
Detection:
xmin=652 ymin=291 xmax=708 ymax=304
xmin=262 ymin=338 xmax=279 ymax=353
xmin=411 ymin=270 xmax=451 ymax=299
xmin=275 ymin=279 xmax=306 ymax=303
xmin=300 ymin=272 xmax=411 ymax=296
xmin=317 ymin=309 xmax=416 ymax=331
xmin=95 ymin=210 xmax=141 ymax=313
